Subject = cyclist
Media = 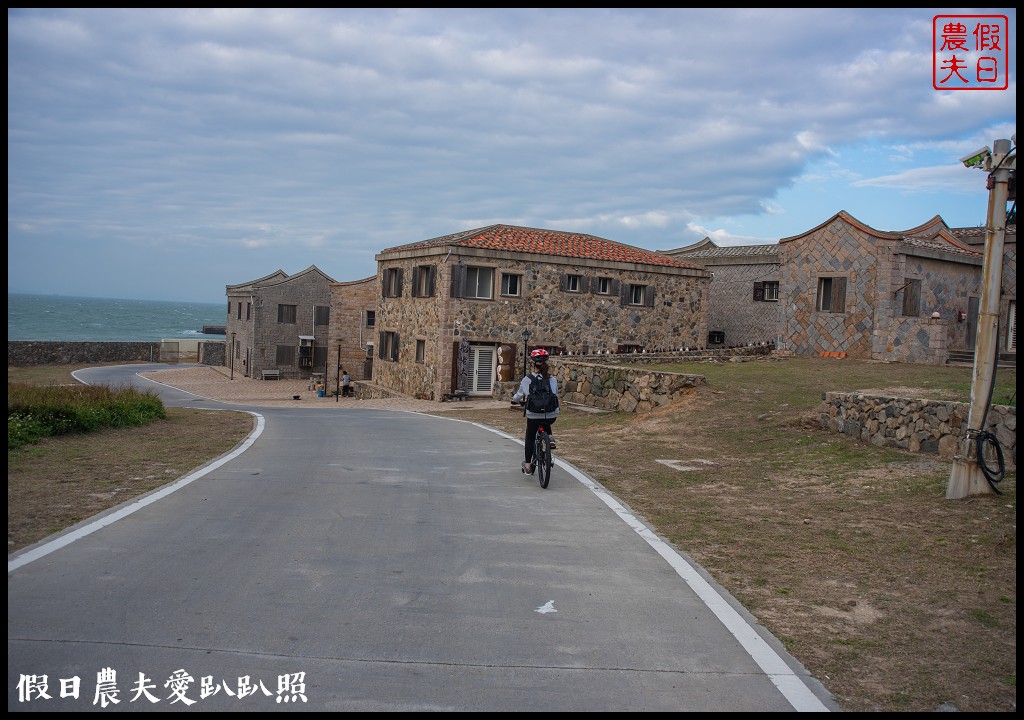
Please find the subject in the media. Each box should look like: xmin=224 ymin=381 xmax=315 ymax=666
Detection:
xmin=512 ymin=348 xmax=559 ymax=475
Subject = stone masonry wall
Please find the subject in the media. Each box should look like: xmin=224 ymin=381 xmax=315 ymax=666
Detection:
xmin=327 ymin=277 xmax=378 ymax=393
xmin=703 ymin=261 xmax=782 ymax=347
xmin=820 ymin=391 xmax=1016 ymax=468
xmin=375 ymin=251 xmax=711 ymax=401
xmin=548 ymin=359 xmax=706 ymax=412
xmin=9 ymin=341 xmax=163 ymax=366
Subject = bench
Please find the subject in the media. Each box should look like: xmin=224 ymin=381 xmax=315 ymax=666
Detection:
xmin=261 ymin=369 xmax=281 ymax=380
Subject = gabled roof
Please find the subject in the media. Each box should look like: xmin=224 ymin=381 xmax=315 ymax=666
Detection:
xmin=330 ymin=275 xmax=377 ymax=289
xmin=226 ymin=269 xmax=289 ymax=292
xmin=379 ymin=224 xmax=702 ymax=269
xmin=257 ymin=265 xmax=337 ymax=288
xmin=662 ymin=237 xmax=779 ymax=259
xmin=780 ymin=210 xmax=981 ymax=259
xmin=780 ymin=210 xmax=902 ymax=244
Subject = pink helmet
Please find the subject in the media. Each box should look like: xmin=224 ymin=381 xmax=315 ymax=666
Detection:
xmin=530 ymin=348 xmax=549 ymax=362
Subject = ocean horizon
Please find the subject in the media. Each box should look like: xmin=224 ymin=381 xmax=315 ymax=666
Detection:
xmin=8 ymin=293 xmax=226 ymax=343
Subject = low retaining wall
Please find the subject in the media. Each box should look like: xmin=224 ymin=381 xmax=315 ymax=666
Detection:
xmin=9 ymin=341 xmax=163 ymax=366
xmin=8 ymin=340 xmax=228 ymax=367
xmin=820 ymin=392 xmax=1016 ymax=469
xmin=553 ymin=360 xmax=706 ymax=412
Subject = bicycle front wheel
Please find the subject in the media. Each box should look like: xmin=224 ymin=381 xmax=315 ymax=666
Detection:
xmin=536 ymin=433 xmax=551 ymax=489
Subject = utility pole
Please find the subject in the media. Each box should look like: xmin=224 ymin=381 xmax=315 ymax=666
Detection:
xmin=947 ymin=136 xmax=1015 ymax=499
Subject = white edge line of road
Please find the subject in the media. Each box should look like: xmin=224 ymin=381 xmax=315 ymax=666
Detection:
xmin=461 ymin=419 xmax=831 ymax=713
xmin=8 ymin=411 xmax=266 ymax=574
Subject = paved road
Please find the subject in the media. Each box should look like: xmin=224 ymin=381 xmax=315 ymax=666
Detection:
xmin=9 ymin=365 xmax=839 ymax=711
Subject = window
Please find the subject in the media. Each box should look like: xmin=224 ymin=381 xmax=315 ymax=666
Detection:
xmin=314 ymin=305 xmax=330 ymax=326
xmin=412 ymin=265 xmax=436 ymax=298
xmin=383 ymin=268 xmax=403 ymax=298
xmin=901 ymin=278 xmax=921 ymax=316
xmin=415 ymin=339 xmax=426 ymax=363
xmin=464 ymin=267 xmax=494 ymax=299
xmin=708 ymin=331 xmax=725 ymax=345
xmin=625 ymin=284 xmax=654 ymax=307
xmin=365 ymin=310 xmax=376 ymax=328
xmin=562 ymin=274 xmax=583 ymax=293
xmin=227 ymin=301 xmax=231 ymax=315
xmin=754 ymin=281 xmax=779 ymax=302
xmin=816 ymin=277 xmax=847 ymax=313
xmin=276 ymin=344 xmax=296 ymax=366
xmin=379 ymin=331 xmax=400 ymax=361
xmin=277 ymin=304 xmax=297 ymax=323
xmin=501 ymin=273 xmax=521 ymax=297
xmin=595 ymin=277 xmax=612 ymax=295
xmin=246 ymin=302 xmax=251 ymax=320
xmin=237 ymin=302 xmax=242 ymax=320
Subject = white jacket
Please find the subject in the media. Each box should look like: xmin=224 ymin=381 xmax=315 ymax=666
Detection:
xmin=512 ymin=373 xmax=560 ymax=419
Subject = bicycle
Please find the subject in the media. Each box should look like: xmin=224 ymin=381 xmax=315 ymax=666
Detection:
xmin=513 ymin=399 xmax=554 ymax=489
xmin=534 ymin=423 xmax=553 ymax=489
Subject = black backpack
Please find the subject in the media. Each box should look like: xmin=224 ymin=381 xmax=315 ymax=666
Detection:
xmin=526 ymin=374 xmax=559 ymax=414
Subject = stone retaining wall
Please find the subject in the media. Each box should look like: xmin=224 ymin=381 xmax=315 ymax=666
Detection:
xmin=8 ymin=340 xmax=228 ymax=367
xmin=9 ymin=341 xmax=163 ymax=366
xmin=820 ymin=392 xmax=1016 ymax=469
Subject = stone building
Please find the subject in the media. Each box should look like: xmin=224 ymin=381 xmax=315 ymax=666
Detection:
xmin=949 ymin=223 xmax=1016 ymax=360
xmin=659 ymin=237 xmax=780 ymax=348
xmin=372 ymin=224 xmax=712 ymax=401
xmin=224 ymin=265 xmax=336 ymax=380
xmin=777 ymin=211 xmax=984 ymax=363
xmin=326 ymin=276 xmax=378 ymax=391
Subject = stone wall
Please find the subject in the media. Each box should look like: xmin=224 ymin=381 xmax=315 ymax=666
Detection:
xmin=820 ymin=391 xmax=1016 ymax=468
xmin=375 ymin=250 xmax=711 ymax=401
xmin=548 ymin=359 xmax=706 ymax=412
xmin=328 ymin=277 xmax=378 ymax=392
xmin=8 ymin=341 xmax=163 ymax=366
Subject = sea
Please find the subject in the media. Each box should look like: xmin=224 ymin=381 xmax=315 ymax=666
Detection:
xmin=8 ymin=293 xmax=226 ymax=342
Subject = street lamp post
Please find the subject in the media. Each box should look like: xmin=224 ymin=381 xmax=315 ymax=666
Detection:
xmin=521 ymin=328 xmax=532 ymax=377
xmin=230 ymin=332 xmax=236 ymax=380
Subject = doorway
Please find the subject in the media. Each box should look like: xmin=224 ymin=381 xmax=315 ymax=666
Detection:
xmin=469 ymin=344 xmax=496 ymax=395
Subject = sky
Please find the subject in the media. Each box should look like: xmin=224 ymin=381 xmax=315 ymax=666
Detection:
xmin=8 ymin=8 xmax=1017 ymax=304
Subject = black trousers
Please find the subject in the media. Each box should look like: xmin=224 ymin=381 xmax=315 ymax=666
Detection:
xmin=524 ymin=417 xmax=557 ymax=464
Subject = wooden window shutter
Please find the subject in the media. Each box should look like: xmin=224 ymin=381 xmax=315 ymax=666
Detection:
xmin=378 ymin=332 xmax=385 ymax=359
xmin=610 ymin=279 xmax=621 ymax=296
xmin=381 ymin=272 xmax=387 ymax=298
xmin=644 ymin=286 xmax=655 ymax=308
xmin=559 ymin=274 xmax=568 ymax=291
xmin=753 ymin=282 xmax=764 ymax=302
xmin=831 ymin=277 xmax=847 ymax=313
xmin=392 ymin=333 xmax=400 ymax=361
xmin=620 ymin=282 xmax=629 ymax=307
xmin=427 ymin=265 xmax=436 ymax=297
xmin=580 ymin=276 xmax=590 ymax=293
xmin=396 ymin=269 xmax=403 ymax=297
xmin=450 ymin=264 xmax=465 ymax=298
xmin=411 ymin=267 xmax=420 ymax=298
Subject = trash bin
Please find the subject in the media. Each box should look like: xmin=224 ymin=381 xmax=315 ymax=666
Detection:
xmin=317 ymin=389 xmax=324 ymax=397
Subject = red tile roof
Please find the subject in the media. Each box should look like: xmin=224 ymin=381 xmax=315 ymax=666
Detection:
xmin=380 ymin=224 xmax=702 ymax=269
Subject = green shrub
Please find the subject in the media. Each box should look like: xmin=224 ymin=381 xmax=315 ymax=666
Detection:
xmin=8 ymin=383 xmax=165 ymax=449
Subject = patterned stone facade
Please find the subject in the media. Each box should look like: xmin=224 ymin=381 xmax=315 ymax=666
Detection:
xmin=661 ymin=240 xmax=781 ymax=347
xmin=374 ymin=245 xmax=710 ymax=401
xmin=778 ymin=212 xmax=982 ymax=362
xmin=326 ymin=277 xmax=378 ymax=392
xmin=224 ymin=266 xmax=335 ymax=380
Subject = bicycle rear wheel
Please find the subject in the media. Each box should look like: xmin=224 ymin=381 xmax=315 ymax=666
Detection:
xmin=536 ymin=432 xmax=551 ymax=489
